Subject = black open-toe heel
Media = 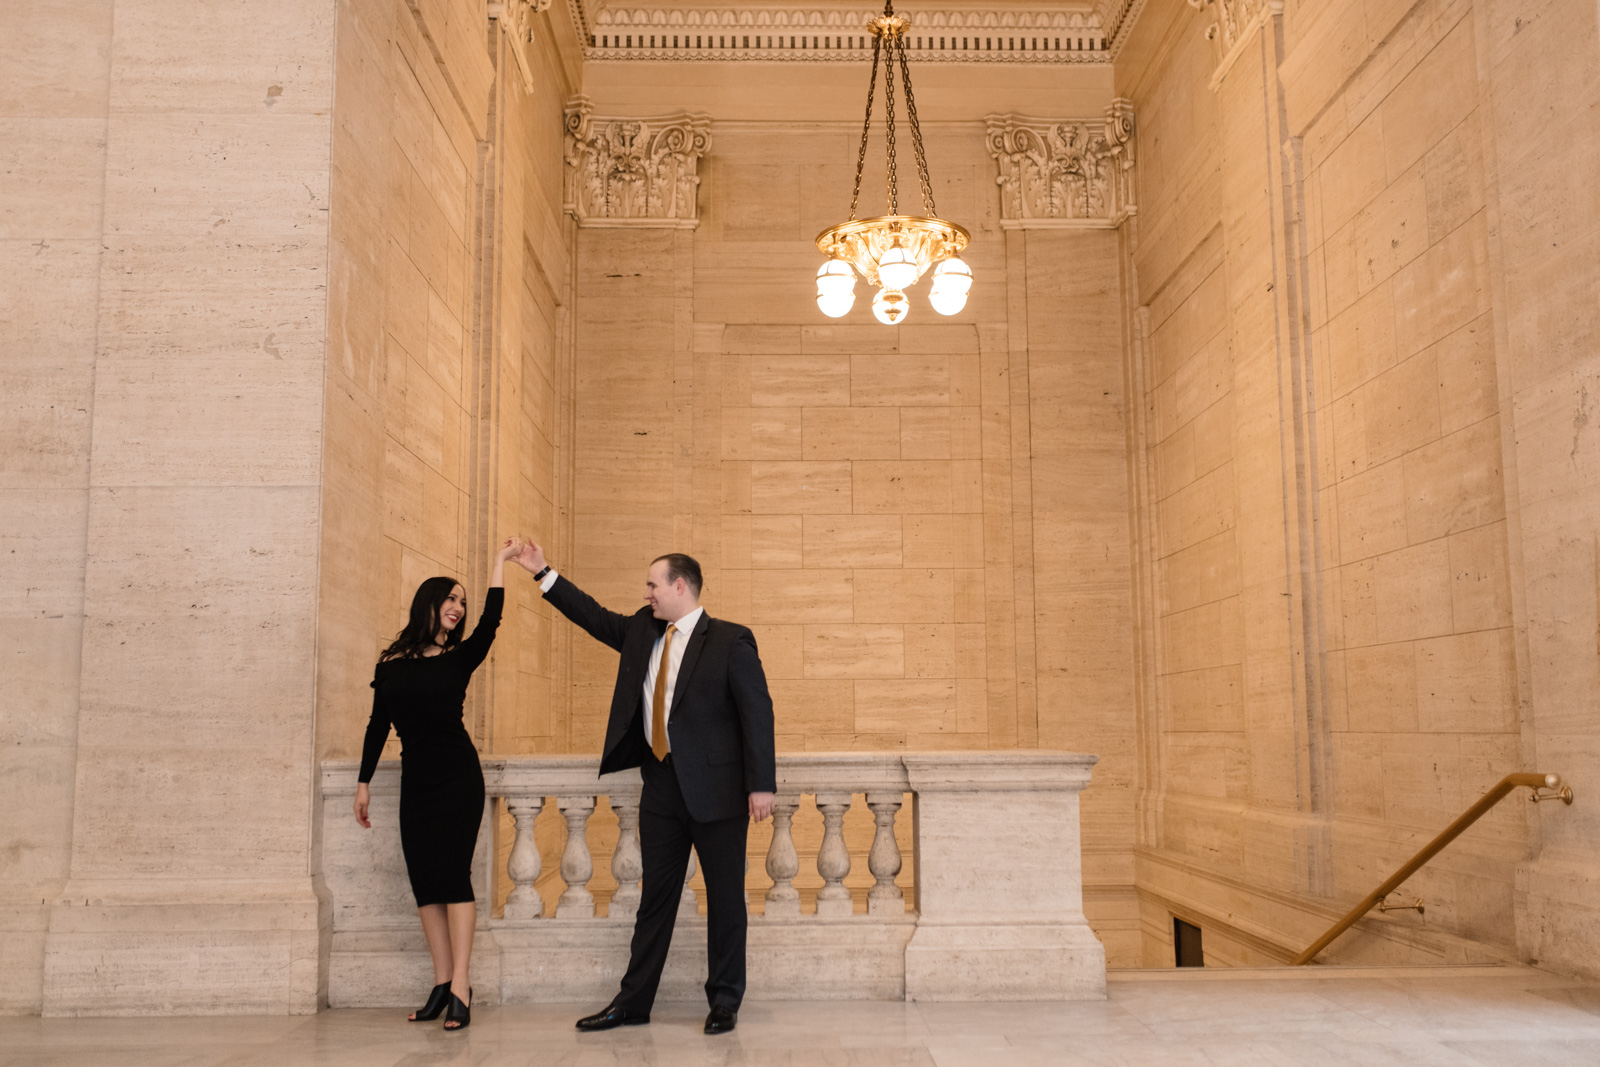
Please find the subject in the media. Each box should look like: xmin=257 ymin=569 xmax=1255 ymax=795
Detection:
xmin=410 ymin=982 xmax=451 ymax=1022
xmin=443 ymin=986 xmax=471 ymax=1031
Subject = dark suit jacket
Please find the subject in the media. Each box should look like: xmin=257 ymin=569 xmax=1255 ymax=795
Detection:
xmin=544 ymin=575 xmax=777 ymax=822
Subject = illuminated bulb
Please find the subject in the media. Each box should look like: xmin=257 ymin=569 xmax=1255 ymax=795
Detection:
xmin=876 ymin=245 xmax=919 ymax=292
xmin=815 ymin=260 xmax=856 ymax=318
xmin=928 ymin=257 xmax=973 ymax=316
xmin=871 ymin=288 xmax=910 ymax=325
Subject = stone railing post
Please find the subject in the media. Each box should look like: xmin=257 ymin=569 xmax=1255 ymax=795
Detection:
xmin=814 ymin=793 xmax=854 ymax=917
xmin=556 ymin=795 xmax=596 ymax=918
xmin=865 ymin=791 xmax=903 ymax=916
xmin=902 ymin=753 xmax=1105 ymax=1000
xmin=609 ymin=793 xmax=643 ymax=921
xmin=764 ymin=795 xmax=801 ymax=916
xmin=503 ymin=796 xmax=545 ymax=919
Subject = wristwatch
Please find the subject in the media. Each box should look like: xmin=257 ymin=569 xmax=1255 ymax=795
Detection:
xmin=533 ymin=565 xmax=551 ymax=581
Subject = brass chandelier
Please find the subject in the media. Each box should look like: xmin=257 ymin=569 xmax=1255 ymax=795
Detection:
xmin=814 ymin=2 xmax=972 ymax=324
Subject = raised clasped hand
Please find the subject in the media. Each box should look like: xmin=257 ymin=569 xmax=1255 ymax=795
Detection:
xmin=514 ymin=537 xmax=547 ymax=575
xmin=497 ymin=536 xmax=524 ymax=563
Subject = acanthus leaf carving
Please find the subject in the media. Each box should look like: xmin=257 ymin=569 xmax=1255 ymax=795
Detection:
xmin=562 ymin=97 xmax=713 ymax=228
xmin=489 ymin=0 xmax=553 ymax=95
xmin=984 ymin=100 xmax=1135 ymax=229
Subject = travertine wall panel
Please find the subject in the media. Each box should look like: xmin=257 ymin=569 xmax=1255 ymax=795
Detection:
xmin=2 ymin=0 xmax=580 ymax=1015
xmin=30 ymin=0 xmax=338 ymax=1016
xmin=0 ymin=0 xmax=111 ymax=1015
xmin=1119 ymin=0 xmax=1600 ymax=974
xmin=560 ymin=120 xmax=1137 ymax=960
xmin=314 ymin=0 xmax=574 ymax=777
xmin=1476 ymin=0 xmax=1600 ymax=976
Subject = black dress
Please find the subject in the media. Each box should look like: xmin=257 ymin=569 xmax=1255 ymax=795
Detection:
xmin=359 ymin=587 xmax=502 ymax=906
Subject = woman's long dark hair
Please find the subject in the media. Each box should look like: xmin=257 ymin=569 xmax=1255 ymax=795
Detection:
xmin=379 ymin=576 xmax=466 ymax=661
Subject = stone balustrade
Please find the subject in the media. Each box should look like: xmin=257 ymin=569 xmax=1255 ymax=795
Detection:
xmin=319 ymin=751 xmax=1103 ymax=1005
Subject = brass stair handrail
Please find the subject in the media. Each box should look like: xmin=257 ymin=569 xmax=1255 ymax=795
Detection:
xmin=1294 ymin=772 xmax=1574 ymax=965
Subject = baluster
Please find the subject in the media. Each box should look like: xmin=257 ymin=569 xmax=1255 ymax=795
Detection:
xmin=608 ymin=794 xmax=643 ymax=921
xmin=556 ymin=795 xmax=596 ymax=918
xmin=503 ymin=796 xmax=545 ymax=919
xmin=866 ymin=791 xmax=904 ymax=916
xmin=814 ymin=792 xmax=854 ymax=917
xmin=763 ymin=795 xmax=801 ymax=917
xmin=678 ymin=847 xmax=699 ymax=918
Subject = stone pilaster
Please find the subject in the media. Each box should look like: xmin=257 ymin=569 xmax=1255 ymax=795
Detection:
xmin=38 ymin=0 xmax=339 ymax=1015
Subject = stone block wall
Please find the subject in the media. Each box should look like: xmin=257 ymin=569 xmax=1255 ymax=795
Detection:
xmin=0 ymin=0 xmax=581 ymax=1016
xmin=312 ymin=0 xmax=575 ymax=769
xmin=557 ymin=117 xmax=1140 ymax=962
xmin=1116 ymin=0 xmax=1600 ymax=975
xmin=6 ymin=0 xmax=1597 ymax=1017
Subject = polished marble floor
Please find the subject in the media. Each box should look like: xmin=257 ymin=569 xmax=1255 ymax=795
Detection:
xmin=5 ymin=967 xmax=1599 ymax=1066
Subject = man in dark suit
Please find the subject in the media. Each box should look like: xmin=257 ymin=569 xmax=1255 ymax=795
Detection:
xmin=514 ymin=541 xmax=775 ymax=1035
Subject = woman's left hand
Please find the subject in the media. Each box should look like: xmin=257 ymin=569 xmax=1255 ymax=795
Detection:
xmin=354 ymin=783 xmax=372 ymax=829
xmin=497 ymin=537 xmax=523 ymax=563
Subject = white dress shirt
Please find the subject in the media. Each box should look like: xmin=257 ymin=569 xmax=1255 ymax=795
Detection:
xmin=538 ymin=569 xmax=702 ymax=754
xmin=640 ymin=606 xmax=703 ymax=754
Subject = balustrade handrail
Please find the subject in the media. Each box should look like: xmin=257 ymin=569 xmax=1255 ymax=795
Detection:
xmin=1293 ymin=771 xmax=1575 ymax=965
xmin=320 ymin=750 xmax=1098 ymax=924
xmin=318 ymin=749 xmax=1105 ymax=1003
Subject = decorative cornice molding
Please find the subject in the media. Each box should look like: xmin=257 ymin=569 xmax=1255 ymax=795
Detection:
xmin=562 ymin=97 xmax=713 ymax=227
xmin=583 ymin=7 xmax=1111 ymax=63
xmin=984 ymin=101 xmax=1136 ymax=229
xmin=1186 ymin=0 xmax=1282 ymax=88
xmin=1102 ymin=0 xmax=1149 ymax=58
xmin=489 ymin=0 xmax=554 ymax=94
xmin=566 ymin=0 xmax=593 ymax=42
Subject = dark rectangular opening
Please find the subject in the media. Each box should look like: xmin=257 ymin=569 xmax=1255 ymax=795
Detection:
xmin=1174 ymin=917 xmax=1204 ymax=967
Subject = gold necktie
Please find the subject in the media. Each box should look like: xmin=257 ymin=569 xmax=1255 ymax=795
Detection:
xmin=651 ymin=625 xmax=675 ymax=761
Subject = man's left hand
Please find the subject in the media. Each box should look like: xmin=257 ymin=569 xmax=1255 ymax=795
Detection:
xmin=748 ymin=792 xmax=775 ymax=822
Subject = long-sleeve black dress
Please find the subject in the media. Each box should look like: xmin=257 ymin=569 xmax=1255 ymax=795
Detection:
xmin=359 ymin=586 xmax=502 ymax=906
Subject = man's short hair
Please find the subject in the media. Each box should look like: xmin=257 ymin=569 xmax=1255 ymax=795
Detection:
xmin=652 ymin=553 xmax=703 ymax=597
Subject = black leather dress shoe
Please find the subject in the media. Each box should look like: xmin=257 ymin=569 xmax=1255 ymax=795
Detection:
xmin=575 ymin=1004 xmax=650 ymax=1031
xmin=704 ymin=1006 xmax=737 ymax=1034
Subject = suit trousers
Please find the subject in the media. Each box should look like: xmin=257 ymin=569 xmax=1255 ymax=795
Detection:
xmin=614 ymin=754 xmax=749 ymax=1013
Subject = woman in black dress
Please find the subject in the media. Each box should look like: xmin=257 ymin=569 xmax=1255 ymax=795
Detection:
xmin=352 ymin=537 xmax=522 ymax=1031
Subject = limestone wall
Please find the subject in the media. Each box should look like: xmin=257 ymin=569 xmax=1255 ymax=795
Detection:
xmin=3 ymin=0 xmax=341 ymax=1015
xmin=5 ymin=0 xmax=1595 ymax=1018
xmin=556 ymin=88 xmax=1140 ymax=955
xmin=1116 ymin=0 xmax=1599 ymax=974
xmin=0 ymin=0 xmax=582 ymax=1016
xmin=0 ymin=0 xmax=114 ymax=1017
xmin=312 ymin=0 xmax=576 ymax=768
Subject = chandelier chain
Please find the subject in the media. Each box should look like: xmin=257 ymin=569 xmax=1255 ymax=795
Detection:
xmin=848 ymin=35 xmax=882 ymax=222
xmin=882 ymin=33 xmax=899 ymax=216
xmin=896 ymin=43 xmax=936 ymax=217
xmin=815 ymin=0 xmax=971 ymax=325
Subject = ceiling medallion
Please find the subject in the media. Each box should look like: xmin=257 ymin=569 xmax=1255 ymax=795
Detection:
xmin=814 ymin=2 xmax=972 ymax=324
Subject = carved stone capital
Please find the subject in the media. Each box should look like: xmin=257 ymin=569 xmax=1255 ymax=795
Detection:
xmin=983 ymin=100 xmax=1136 ymax=229
xmin=489 ymin=0 xmax=552 ymax=95
xmin=562 ymin=96 xmax=713 ymax=228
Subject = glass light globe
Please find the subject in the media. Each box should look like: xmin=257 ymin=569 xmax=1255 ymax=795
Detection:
xmin=871 ymin=288 xmax=910 ymax=325
xmin=928 ymin=257 xmax=973 ymax=316
xmin=815 ymin=260 xmax=856 ymax=318
xmin=876 ymin=245 xmax=919 ymax=292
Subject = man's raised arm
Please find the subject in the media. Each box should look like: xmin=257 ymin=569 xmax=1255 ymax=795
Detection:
xmin=514 ymin=539 xmax=631 ymax=652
